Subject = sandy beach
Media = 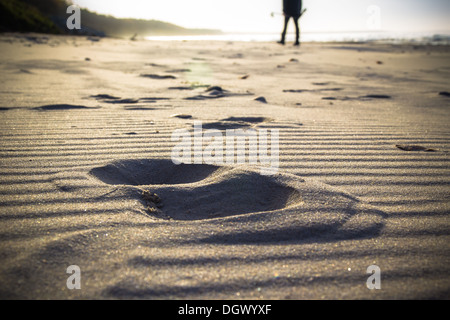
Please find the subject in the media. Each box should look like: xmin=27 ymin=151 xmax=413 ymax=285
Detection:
xmin=0 ymin=33 xmax=449 ymax=299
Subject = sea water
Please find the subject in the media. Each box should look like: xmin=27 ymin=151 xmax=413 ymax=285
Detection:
xmin=146 ymin=31 xmax=450 ymax=45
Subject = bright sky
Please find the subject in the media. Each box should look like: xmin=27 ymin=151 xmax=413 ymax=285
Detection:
xmin=71 ymin=0 xmax=450 ymax=33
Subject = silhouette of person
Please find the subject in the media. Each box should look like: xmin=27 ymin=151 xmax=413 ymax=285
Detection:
xmin=278 ymin=0 xmax=303 ymax=46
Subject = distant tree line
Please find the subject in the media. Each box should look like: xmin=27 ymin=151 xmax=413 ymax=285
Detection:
xmin=0 ymin=0 xmax=221 ymax=37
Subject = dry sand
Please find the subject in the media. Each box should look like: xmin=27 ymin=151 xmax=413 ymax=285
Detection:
xmin=0 ymin=33 xmax=449 ymax=299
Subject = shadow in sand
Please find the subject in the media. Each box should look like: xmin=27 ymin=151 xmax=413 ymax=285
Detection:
xmin=200 ymin=116 xmax=272 ymax=130
xmin=89 ymin=159 xmax=221 ymax=186
xmin=33 ymin=104 xmax=101 ymax=111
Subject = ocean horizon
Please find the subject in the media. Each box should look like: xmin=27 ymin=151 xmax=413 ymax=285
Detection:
xmin=146 ymin=30 xmax=450 ymax=44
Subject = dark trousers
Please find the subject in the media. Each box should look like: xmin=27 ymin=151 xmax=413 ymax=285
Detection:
xmin=280 ymin=15 xmax=300 ymax=44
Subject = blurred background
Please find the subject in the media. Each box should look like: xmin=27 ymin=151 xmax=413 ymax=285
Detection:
xmin=1 ymin=0 xmax=450 ymax=42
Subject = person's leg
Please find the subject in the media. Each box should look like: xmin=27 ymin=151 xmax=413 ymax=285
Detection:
xmin=293 ymin=17 xmax=300 ymax=46
xmin=278 ymin=16 xmax=290 ymax=45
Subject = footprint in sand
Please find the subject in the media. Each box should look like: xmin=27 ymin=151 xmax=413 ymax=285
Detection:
xmin=33 ymin=104 xmax=101 ymax=111
xmin=53 ymin=159 xmax=385 ymax=243
xmin=90 ymin=160 xmax=222 ymax=187
xmin=223 ymin=117 xmax=271 ymax=123
xmin=201 ymin=121 xmax=254 ymax=130
xmin=165 ymin=68 xmax=191 ymax=73
xmin=362 ymin=94 xmax=391 ymax=99
xmin=145 ymin=63 xmax=167 ymax=68
xmin=90 ymin=94 xmax=121 ymax=100
xmin=140 ymin=74 xmax=177 ymax=80
xmin=283 ymin=88 xmax=343 ymax=93
xmin=185 ymin=86 xmax=253 ymax=101
xmin=396 ymin=145 xmax=438 ymax=152
xmin=90 ymin=94 xmax=138 ymax=104
xmin=91 ymin=95 xmax=171 ymax=106
xmin=168 ymin=86 xmax=194 ymax=91
xmin=19 ymin=69 xmax=33 ymax=74
xmin=124 ymin=104 xmax=172 ymax=111
xmin=139 ymin=97 xmax=171 ymax=103
xmin=124 ymin=107 xmax=156 ymax=111
xmin=254 ymin=97 xmax=268 ymax=103
xmin=312 ymin=82 xmax=335 ymax=86
xmin=200 ymin=116 xmax=273 ymax=130
xmin=171 ymin=114 xmax=193 ymax=119
xmin=104 ymin=99 xmax=140 ymax=104
xmin=321 ymin=94 xmax=392 ymax=101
